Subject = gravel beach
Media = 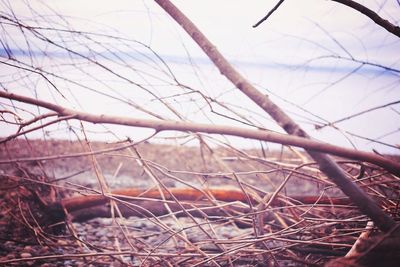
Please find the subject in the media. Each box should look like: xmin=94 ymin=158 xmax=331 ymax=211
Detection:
xmin=0 ymin=139 xmax=365 ymax=266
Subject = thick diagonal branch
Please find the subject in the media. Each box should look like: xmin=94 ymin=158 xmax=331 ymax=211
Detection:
xmin=154 ymin=0 xmax=397 ymax=232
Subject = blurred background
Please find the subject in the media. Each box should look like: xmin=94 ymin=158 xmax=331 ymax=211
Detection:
xmin=1 ymin=0 xmax=399 ymax=153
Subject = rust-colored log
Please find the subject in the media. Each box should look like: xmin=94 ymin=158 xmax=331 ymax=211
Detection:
xmin=57 ymin=188 xmax=356 ymax=228
xmin=60 ymin=187 xmax=353 ymax=214
xmin=70 ymin=200 xmax=255 ymax=226
xmin=61 ymin=188 xmax=255 ymax=212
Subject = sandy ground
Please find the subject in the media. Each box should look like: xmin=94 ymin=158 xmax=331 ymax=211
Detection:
xmin=0 ymin=138 xmax=328 ymax=197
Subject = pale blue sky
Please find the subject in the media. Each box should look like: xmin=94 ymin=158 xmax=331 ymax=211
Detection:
xmin=1 ymin=0 xmax=399 ymax=153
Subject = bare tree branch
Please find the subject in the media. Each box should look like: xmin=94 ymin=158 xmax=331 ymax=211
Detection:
xmin=1 ymin=90 xmax=399 ymax=177
xmin=316 ymin=100 xmax=400 ymax=130
xmin=331 ymin=0 xmax=400 ymax=38
xmin=154 ymin=0 xmax=397 ymax=232
xmin=253 ymin=0 xmax=286 ymax=28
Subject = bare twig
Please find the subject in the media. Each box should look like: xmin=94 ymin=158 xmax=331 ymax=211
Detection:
xmin=316 ymin=100 xmax=400 ymax=130
xmin=253 ymin=0 xmax=286 ymax=28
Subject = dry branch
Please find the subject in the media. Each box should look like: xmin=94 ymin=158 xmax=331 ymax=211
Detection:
xmin=60 ymin=187 xmax=353 ymax=212
xmin=254 ymin=0 xmax=400 ymax=38
xmin=253 ymin=0 xmax=286 ymax=28
xmin=61 ymin=188 xmax=254 ymax=212
xmin=156 ymin=0 xmax=397 ymax=233
xmin=56 ymin=187 xmax=354 ymax=226
xmin=1 ymin=90 xmax=400 ymax=177
xmin=331 ymin=0 xmax=400 ymax=38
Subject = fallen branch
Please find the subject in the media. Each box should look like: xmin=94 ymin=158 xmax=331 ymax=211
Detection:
xmin=60 ymin=187 xmax=353 ymax=212
xmin=1 ymin=90 xmax=400 ymax=177
xmin=326 ymin=223 xmax=400 ymax=266
xmin=56 ymin=187 xmax=354 ymax=226
xmin=61 ymin=188 xmax=256 ymax=212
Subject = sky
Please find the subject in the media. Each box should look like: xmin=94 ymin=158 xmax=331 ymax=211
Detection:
xmin=1 ymin=0 xmax=400 ymax=153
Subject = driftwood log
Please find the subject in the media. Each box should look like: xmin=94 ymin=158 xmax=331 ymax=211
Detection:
xmin=53 ymin=188 xmax=353 ymax=225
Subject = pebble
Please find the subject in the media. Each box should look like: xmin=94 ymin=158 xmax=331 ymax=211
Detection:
xmin=40 ymin=246 xmax=50 ymax=253
xmin=4 ymin=241 xmax=14 ymax=247
xmin=6 ymin=253 xmax=16 ymax=260
xmin=106 ymin=232 xmax=114 ymax=238
xmin=57 ymin=240 xmax=68 ymax=246
xmin=99 ymin=236 xmax=108 ymax=242
xmin=1 ymin=215 xmax=252 ymax=266
xmin=20 ymin=252 xmax=33 ymax=258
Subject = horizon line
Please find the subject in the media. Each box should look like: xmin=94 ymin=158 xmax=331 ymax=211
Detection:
xmin=1 ymin=48 xmax=398 ymax=76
